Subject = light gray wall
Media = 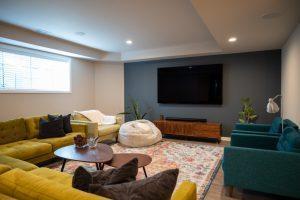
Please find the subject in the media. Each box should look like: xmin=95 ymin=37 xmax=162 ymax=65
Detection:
xmin=94 ymin=62 xmax=125 ymax=116
xmin=282 ymin=24 xmax=300 ymax=126
xmin=124 ymin=50 xmax=281 ymax=136
xmin=0 ymin=58 xmax=95 ymax=121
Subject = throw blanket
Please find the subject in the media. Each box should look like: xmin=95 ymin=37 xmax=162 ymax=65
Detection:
xmin=75 ymin=110 xmax=116 ymax=125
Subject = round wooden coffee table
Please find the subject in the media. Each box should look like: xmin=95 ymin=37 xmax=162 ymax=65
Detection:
xmin=107 ymin=153 xmax=152 ymax=177
xmin=54 ymin=144 xmax=113 ymax=172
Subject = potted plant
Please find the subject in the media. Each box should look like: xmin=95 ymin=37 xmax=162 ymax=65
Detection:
xmin=119 ymin=99 xmax=149 ymax=120
xmin=238 ymin=97 xmax=258 ymax=123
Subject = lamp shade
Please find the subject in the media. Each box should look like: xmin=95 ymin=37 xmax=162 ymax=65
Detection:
xmin=267 ymin=98 xmax=280 ymax=113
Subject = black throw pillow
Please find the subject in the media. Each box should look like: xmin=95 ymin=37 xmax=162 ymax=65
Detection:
xmin=89 ymin=169 xmax=179 ymax=200
xmin=72 ymin=158 xmax=138 ymax=192
xmin=48 ymin=114 xmax=72 ymax=133
xmin=38 ymin=118 xmax=65 ymax=139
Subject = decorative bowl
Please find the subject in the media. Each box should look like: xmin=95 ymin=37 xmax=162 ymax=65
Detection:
xmin=74 ymin=135 xmax=87 ymax=148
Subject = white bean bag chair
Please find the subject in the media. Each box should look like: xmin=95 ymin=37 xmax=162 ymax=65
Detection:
xmin=118 ymin=120 xmax=162 ymax=147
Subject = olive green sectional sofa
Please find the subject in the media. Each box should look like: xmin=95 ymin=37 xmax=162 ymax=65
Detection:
xmin=0 ymin=158 xmax=197 ymax=200
xmin=0 ymin=116 xmax=87 ymax=164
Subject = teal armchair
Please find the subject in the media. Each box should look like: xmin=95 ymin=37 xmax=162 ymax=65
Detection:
xmin=232 ymin=117 xmax=298 ymax=136
xmin=223 ymin=127 xmax=300 ymax=199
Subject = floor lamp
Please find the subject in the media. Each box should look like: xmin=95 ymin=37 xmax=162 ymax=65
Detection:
xmin=266 ymin=94 xmax=284 ymax=133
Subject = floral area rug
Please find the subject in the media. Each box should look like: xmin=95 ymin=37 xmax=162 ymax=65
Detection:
xmin=46 ymin=139 xmax=223 ymax=199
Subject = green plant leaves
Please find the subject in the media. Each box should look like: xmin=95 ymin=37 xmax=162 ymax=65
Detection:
xmin=118 ymin=98 xmax=148 ymax=120
xmin=238 ymin=97 xmax=258 ymax=124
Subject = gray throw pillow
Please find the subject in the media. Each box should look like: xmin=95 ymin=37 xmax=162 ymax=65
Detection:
xmin=89 ymin=168 xmax=179 ymax=200
xmin=72 ymin=158 xmax=138 ymax=191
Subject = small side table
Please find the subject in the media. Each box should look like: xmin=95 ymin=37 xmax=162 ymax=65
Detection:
xmin=107 ymin=153 xmax=152 ymax=177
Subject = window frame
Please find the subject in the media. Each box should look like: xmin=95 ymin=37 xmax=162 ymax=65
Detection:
xmin=0 ymin=45 xmax=72 ymax=94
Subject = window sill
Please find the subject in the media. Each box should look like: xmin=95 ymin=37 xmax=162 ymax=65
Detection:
xmin=0 ymin=90 xmax=72 ymax=94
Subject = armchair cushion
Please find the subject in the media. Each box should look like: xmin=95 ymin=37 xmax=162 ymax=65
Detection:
xmin=232 ymin=130 xmax=280 ymax=136
xmin=277 ymin=127 xmax=300 ymax=153
xmin=234 ymin=123 xmax=271 ymax=132
xmin=231 ymin=133 xmax=279 ymax=150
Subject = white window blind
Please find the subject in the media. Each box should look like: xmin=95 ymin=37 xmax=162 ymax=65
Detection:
xmin=0 ymin=49 xmax=70 ymax=93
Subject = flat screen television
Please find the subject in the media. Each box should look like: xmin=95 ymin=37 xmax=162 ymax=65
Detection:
xmin=157 ymin=64 xmax=223 ymax=104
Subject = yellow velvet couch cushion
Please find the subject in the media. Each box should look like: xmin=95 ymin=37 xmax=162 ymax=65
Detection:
xmin=33 ymin=132 xmax=85 ymax=150
xmin=0 ymin=140 xmax=52 ymax=160
xmin=0 ymin=192 xmax=18 ymax=200
xmin=30 ymin=167 xmax=72 ymax=186
xmin=0 ymin=118 xmax=27 ymax=145
xmin=98 ymin=124 xmax=120 ymax=136
xmin=25 ymin=116 xmax=48 ymax=139
xmin=0 ymin=168 xmax=108 ymax=200
xmin=0 ymin=164 xmax=12 ymax=175
xmin=171 ymin=181 xmax=197 ymax=200
xmin=0 ymin=155 xmax=38 ymax=172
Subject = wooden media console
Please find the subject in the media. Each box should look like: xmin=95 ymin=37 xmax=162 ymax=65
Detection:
xmin=153 ymin=120 xmax=221 ymax=142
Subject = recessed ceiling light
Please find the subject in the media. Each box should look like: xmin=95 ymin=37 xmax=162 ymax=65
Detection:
xmin=228 ymin=37 xmax=237 ymax=42
xmin=75 ymin=32 xmax=85 ymax=36
xmin=126 ymin=40 xmax=133 ymax=45
xmin=261 ymin=12 xmax=281 ymax=20
xmin=36 ymin=29 xmax=51 ymax=35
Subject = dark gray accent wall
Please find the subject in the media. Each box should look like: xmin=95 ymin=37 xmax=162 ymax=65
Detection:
xmin=124 ymin=50 xmax=281 ymax=136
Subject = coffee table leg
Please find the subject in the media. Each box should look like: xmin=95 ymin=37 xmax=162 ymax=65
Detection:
xmin=61 ymin=159 xmax=67 ymax=172
xmin=96 ymin=163 xmax=100 ymax=170
xmin=100 ymin=163 xmax=104 ymax=170
xmin=143 ymin=166 xmax=148 ymax=178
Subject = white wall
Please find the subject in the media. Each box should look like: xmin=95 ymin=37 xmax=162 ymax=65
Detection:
xmin=0 ymin=58 xmax=95 ymax=121
xmin=282 ymin=24 xmax=300 ymax=125
xmin=94 ymin=62 xmax=124 ymax=116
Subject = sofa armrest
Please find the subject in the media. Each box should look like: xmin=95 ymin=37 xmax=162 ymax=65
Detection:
xmin=71 ymin=122 xmax=88 ymax=134
xmin=223 ymin=146 xmax=300 ymax=198
xmin=116 ymin=116 xmax=123 ymax=125
xmin=171 ymin=181 xmax=197 ymax=200
xmin=71 ymin=121 xmax=99 ymax=137
xmin=232 ymin=130 xmax=280 ymax=137
xmin=234 ymin=123 xmax=271 ymax=132
xmin=231 ymin=133 xmax=279 ymax=150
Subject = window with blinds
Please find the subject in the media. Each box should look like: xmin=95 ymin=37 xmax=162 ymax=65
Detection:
xmin=0 ymin=49 xmax=70 ymax=93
